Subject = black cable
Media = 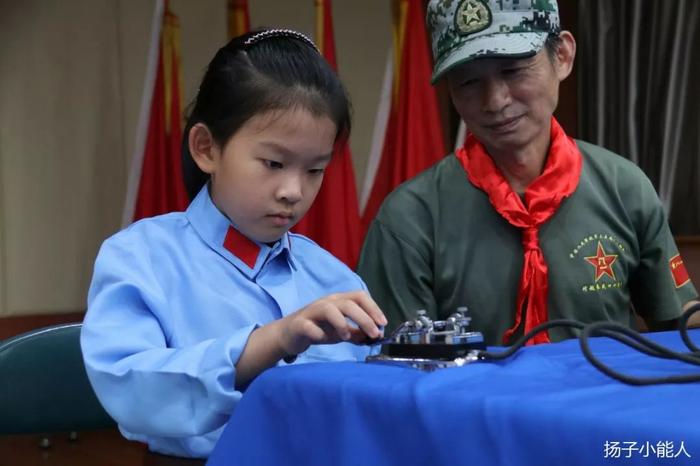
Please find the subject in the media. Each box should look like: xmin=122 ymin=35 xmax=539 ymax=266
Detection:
xmin=679 ymin=302 xmax=700 ymax=352
xmin=477 ymin=305 xmax=700 ymax=385
xmin=479 ymin=319 xmax=583 ymax=360
xmin=479 ymin=319 xmax=676 ymax=361
xmin=579 ymin=321 xmax=700 ymax=385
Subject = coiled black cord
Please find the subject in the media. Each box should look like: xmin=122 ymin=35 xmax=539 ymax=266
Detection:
xmin=478 ymin=303 xmax=700 ymax=385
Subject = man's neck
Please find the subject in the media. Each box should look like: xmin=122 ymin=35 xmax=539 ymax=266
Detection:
xmin=486 ymin=131 xmax=551 ymax=196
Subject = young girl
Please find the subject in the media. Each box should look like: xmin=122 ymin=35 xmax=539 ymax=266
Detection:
xmin=81 ymin=29 xmax=386 ymax=460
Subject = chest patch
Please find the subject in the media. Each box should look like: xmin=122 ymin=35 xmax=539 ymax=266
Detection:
xmin=569 ymin=234 xmax=626 ymax=293
xmin=585 ymin=242 xmax=618 ymax=281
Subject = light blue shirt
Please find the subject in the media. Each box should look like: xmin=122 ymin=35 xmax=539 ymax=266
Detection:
xmin=81 ymin=186 xmax=374 ymax=458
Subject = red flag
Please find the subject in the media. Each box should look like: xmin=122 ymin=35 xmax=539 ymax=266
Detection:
xmin=360 ymin=0 xmax=446 ymax=228
xmin=228 ymin=0 xmax=250 ymax=39
xmin=292 ymin=0 xmax=363 ymax=268
xmin=123 ymin=0 xmax=188 ymax=224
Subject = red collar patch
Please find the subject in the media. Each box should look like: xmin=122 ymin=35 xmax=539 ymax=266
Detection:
xmin=223 ymin=226 xmax=260 ymax=269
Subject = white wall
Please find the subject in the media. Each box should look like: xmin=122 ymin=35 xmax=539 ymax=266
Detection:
xmin=0 ymin=0 xmax=391 ymax=317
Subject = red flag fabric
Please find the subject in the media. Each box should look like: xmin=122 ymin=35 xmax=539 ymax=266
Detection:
xmin=361 ymin=0 xmax=446 ymax=228
xmin=127 ymin=1 xmax=188 ymax=223
xmin=291 ymin=0 xmax=363 ymax=268
xmin=228 ymin=0 xmax=250 ymax=39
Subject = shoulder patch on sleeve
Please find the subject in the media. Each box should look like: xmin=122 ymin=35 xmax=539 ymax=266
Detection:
xmin=670 ymin=254 xmax=691 ymax=288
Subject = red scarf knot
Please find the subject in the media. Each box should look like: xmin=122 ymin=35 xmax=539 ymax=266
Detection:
xmin=522 ymin=227 xmax=540 ymax=252
xmin=455 ymin=118 xmax=582 ymax=345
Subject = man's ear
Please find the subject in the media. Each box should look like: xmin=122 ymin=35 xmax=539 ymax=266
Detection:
xmin=188 ymin=123 xmax=219 ymax=174
xmin=554 ymin=31 xmax=576 ymax=82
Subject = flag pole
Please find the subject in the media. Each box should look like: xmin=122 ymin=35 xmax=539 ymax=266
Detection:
xmin=122 ymin=0 xmax=165 ymax=227
xmin=360 ymin=46 xmax=393 ymax=213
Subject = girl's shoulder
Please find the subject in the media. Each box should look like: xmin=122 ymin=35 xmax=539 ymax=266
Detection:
xmin=286 ymin=232 xmax=360 ymax=277
xmin=102 ymin=212 xmax=190 ymax=252
xmin=286 ymin=232 xmax=339 ymax=261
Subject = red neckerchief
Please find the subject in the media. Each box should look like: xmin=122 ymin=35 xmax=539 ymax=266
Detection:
xmin=455 ymin=118 xmax=582 ymax=345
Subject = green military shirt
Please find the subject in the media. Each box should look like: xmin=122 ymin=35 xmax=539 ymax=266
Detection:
xmin=357 ymin=141 xmax=698 ymax=345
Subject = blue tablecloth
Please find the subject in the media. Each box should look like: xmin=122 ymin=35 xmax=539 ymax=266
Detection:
xmin=208 ymin=330 xmax=700 ymax=465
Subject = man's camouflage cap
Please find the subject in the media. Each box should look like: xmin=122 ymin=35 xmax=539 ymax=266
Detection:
xmin=427 ymin=0 xmax=560 ymax=83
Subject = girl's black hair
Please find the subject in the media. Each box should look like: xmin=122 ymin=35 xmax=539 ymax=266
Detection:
xmin=182 ymin=28 xmax=352 ymax=200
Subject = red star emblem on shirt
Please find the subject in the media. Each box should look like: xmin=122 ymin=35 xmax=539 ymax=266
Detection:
xmin=585 ymin=241 xmax=618 ymax=281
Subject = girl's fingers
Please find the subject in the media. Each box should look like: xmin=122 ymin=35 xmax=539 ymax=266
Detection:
xmin=312 ymin=304 xmax=351 ymax=341
xmin=295 ymin=291 xmax=387 ymax=346
xmin=346 ymin=291 xmax=387 ymax=327
xmin=337 ymin=300 xmax=383 ymax=340
xmin=299 ymin=319 xmax=327 ymax=343
xmin=347 ymin=327 xmax=377 ymax=344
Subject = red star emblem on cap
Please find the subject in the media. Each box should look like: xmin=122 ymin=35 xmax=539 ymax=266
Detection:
xmin=585 ymin=241 xmax=618 ymax=282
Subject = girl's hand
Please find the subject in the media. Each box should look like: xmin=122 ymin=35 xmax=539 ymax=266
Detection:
xmin=235 ymin=291 xmax=386 ymax=388
xmin=278 ymin=291 xmax=387 ymax=356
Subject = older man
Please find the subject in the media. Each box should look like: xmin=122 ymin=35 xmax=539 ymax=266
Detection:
xmin=357 ymin=0 xmax=698 ymax=345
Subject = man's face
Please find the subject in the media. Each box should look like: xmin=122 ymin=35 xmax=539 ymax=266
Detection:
xmin=446 ymin=48 xmax=567 ymax=155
